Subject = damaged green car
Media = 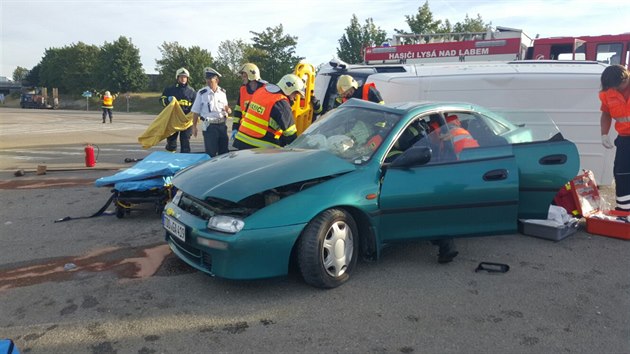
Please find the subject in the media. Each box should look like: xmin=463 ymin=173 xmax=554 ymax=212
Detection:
xmin=163 ymin=99 xmax=579 ymax=288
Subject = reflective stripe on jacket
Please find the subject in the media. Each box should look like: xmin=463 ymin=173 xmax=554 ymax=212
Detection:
xmin=599 ymin=88 xmax=630 ymax=136
xmin=450 ymin=127 xmax=479 ymax=154
xmin=236 ymin=89 xmax=287 ymax=148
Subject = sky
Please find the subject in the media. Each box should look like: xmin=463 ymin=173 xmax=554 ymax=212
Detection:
xmin=1 ymin=0 xmax=629 ymax=79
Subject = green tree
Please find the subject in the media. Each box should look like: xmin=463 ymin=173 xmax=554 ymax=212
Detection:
xmin=37 ymin=42 xmax=100 ymax=93
xmin=97 ymin=36 xmax=147 ymax=93
xmin=215 ymin=39 xmax=253 ymax=101
xmin=452 ymin=14 xmax=491 ymax=33
xmin=24 ymin=64 xmax=40 ymax=87
xmin=155 ymin=41 xmax=214 ymax=90
xmin=249 ymin=24 xmax=302 ymax=84
xmin=12 ymin=66 xmax=29 ymax=83
xmin=394 ymin=1 xmax=442 ymax=44
xmin=337 ymin=14 xmax=387 ymax=64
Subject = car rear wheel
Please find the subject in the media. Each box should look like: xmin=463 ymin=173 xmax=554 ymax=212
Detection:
xmin=297 ymin=208 xmax=358 ymax=288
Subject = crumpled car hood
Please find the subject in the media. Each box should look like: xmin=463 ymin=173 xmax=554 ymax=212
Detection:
xmin=172 ymin=149 xmax=357 ymax=202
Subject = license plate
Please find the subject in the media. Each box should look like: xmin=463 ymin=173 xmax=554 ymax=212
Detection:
xmin=163 ymin=215 xmax=186 ymax=242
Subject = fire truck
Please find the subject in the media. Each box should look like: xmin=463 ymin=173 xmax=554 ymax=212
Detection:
xmin=364 ymin=26 xmax=630 ymax=67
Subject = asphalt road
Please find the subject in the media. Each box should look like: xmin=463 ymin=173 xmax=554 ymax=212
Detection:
xmin=0 ymin=108 xmax=628 ymax=353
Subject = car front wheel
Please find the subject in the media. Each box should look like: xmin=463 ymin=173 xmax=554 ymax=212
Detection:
xmin=297 ymin=208 xmax=358 ymax=288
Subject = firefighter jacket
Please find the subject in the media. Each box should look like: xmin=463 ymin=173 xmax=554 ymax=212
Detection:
xmin=161 ymin=82 xmax=196 ymax=115
xmin=334 ymin=83 xmax=385 ymax=107
xmin=443 ymin=123 xmax=479 ymax=155
xmin=599 ymin=86 xmax=630 ymax=136
xmin=233 ymin=81 xmax=266 ymax=132
xmin=234 ymin=85 xmax=297 ymax=149
xmin=102 ymin=95 xmax=114 ymax=109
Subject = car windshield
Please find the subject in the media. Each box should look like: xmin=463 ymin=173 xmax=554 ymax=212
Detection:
xmin=289 ymin=105 xmax=402 ymax=164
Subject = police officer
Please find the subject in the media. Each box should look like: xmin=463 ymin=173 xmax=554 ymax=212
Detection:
xmin=334 ymin=74 xmax=384 ymax=109
xmin=232 ymin=63 xmax=266 ymax=139
xmin=160 ymin=67 xmax=196 ymax=153
xmin=233 ymin=74 xmax=304 ymax=150
xmin=191 ymin=67 xmax=231 ymax=157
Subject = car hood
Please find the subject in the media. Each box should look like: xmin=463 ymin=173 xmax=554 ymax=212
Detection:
xmin=173 ymin=149 xmax=357 ymax=202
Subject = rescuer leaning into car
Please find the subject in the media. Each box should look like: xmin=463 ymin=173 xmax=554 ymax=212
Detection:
xmin=233 ymin=74 xmax=304 ymax=149
xmin=334 ymin=75 xmax=384 ymax=108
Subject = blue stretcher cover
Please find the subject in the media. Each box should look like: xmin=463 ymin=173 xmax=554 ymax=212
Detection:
xmin=94 ymin=151 xmax=209 ymax=188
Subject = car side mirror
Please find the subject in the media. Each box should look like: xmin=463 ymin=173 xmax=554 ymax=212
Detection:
xmin=390 ymin=146 xmax=432 ymax=168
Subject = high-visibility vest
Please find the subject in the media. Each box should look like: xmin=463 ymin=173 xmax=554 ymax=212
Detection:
xmin=450 ymin=126 xmax=479 ymax=154
xmin=102 ymin=96 xmax=113 ymax=108
xmin=599 ymin=88 xmax=630 ymax=136
xmin=341 ymin=82 xmax=378 ymax=104
xmin=238 ymin=89 xmax=286 ymax=140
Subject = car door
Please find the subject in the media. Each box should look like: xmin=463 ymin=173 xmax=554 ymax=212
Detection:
xmin=377 ymin=112 xmax=520 ymax=241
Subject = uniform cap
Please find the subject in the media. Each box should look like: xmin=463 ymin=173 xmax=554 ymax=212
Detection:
xmin=204 ymin=67 xmax=222 ymax=78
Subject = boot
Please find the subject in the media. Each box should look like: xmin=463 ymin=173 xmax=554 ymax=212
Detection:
xmin=433 ymin=239 xmax=458 ymax=264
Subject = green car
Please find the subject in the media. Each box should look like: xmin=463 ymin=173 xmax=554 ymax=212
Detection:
xmin=163 ymin=99 xmax=579 ymax=288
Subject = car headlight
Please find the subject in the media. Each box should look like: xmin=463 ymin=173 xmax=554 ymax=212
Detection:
xmin=207 ymin=215 xmax=244 ymax=234
xmin=171 ymin=189 xmax=183 ymax=205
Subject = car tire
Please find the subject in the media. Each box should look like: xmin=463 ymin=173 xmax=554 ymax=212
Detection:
xmin=297 ymin=208 xmax=358 ymax=288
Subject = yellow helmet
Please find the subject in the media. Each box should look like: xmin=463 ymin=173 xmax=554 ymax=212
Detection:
xmin=336 ymin=75 xmax=358 ymax=95
xmin=277 ymin=74 xmax=305 ymax=96
xmin=175 ymin=67 xmax=190 ymax=79
xmin=239 ymin=63 xmax=261 ymax=81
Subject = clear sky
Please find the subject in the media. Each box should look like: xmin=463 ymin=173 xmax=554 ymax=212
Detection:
xmin=1 ymin=0 xmax=628 ymax=79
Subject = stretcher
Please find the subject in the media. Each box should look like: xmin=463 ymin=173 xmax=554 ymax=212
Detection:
xmin=94 ymin=151 xmax=210 ymax=218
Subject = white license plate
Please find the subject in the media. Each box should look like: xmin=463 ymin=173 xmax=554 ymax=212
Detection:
xmin=164 ymin=215 xmax=186 ymax=242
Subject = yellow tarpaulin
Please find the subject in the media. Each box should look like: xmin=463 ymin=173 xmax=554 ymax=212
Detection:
xmin=138 ymin=100 xmax=193 ymax=149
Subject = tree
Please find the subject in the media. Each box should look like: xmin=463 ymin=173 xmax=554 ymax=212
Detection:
xmin=215 ymin=39 xmax=253 ymax=101
xmin=97 ymin=36 xmax=147 ymax=93
xmin=24 ymin=64 xmax=40 ymax=87
xmin=452 ymin=14 xmax=491 ymax=33
xmin=155 ymin=41 xmax=214 ymax=90
xmin=397 ymin=1 xmax=441 ymax=35
xmin=337 ymin=15 xmax=387 ymax=64
xmin=12 ymin=66 xmax=29 ymax=83
xmin=31 ymin=42 xmax=99 ymax=93
xmin=249 ymin=24 xmax=302 ymax=84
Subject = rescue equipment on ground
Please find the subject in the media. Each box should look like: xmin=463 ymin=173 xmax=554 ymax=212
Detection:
xmin=138 ymin=100 xmax=193 ymax=149
xmin=85 ymin=144 xmax=98 ymax=167
xmin=55 ymin=152 xmax=210 ymax=222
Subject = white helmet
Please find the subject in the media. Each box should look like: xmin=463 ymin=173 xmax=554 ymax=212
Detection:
xmin=239 ymin=63 xmax=261 ymax=81
xmin=336 ymin=75 xmax=358 ymax=95
xmin=175 ymin=67 xmax=190 ymax=79
xmin=277 ymin=74 xmax=305 ymax=96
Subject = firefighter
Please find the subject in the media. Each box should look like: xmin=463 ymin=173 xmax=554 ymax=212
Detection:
xmin=160 ymin=67 xmax=196 ymax=153
xmin=232 ymin=63 xmax=266 ymax=140
xmin=101 ymin=91 xmax=115 ymax=123
xmin=599 ymin=64 xmax=630 ymax=211
xmin=334 ymin=75 xmax=384 ymax=108
xmin=233 ymin=74 xmax=304 ymax=150
xmin=429 ymin=114 xmax=479 ymax=159
xmin=191 ymin=67 xmax=231 ymax=157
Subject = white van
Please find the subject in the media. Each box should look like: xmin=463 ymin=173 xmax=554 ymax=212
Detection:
xmin=315 ymin=60 xmax=613 ymax=185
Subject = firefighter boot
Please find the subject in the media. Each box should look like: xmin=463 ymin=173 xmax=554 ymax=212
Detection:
xmin=432 ymin=239 xmax=459 ymax=264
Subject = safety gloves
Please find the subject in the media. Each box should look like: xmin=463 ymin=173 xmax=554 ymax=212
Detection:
xmin=601 ymin=134 xmax=614 ymax=149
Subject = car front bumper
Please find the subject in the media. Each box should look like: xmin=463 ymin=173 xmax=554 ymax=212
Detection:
xmin=163 ymin=202 xmax=306 ymax=280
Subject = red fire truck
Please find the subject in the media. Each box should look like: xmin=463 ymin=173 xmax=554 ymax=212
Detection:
xmin=364 ymin=27 xmax=630 ymax=67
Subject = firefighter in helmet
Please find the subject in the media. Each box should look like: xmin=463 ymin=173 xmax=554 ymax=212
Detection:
xmin=233 ymin=74 xmax=303 ymax=150
xmin=232 ymin=63 xmax=266 ymax=139
xmin=160 ymin=67 xmax=196 ymax=153
xmin=334 ymin=74 xmax=384 ymax=108
xmin=101 ymin=91 xmax=115 ymax=123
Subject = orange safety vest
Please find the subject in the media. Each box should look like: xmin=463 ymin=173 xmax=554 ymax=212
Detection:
xmin=238 ymin=89 xmax=286 ymax=140
xmin=102 ymin=96 xmax=113 ymax=108
xmin=450 ymin=127 xmax=479 ymax=154
xmin=599 ymin=87 xmax=630 ymax=136
xmin=341 ymin=83 xmax=377 ymax=104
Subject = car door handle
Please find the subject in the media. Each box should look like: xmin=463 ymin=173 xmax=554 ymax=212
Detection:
xmin=539 ymin=154 xmax=567 ymax=165
xmin=483 ymin=169 xmax=508 ymax=181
